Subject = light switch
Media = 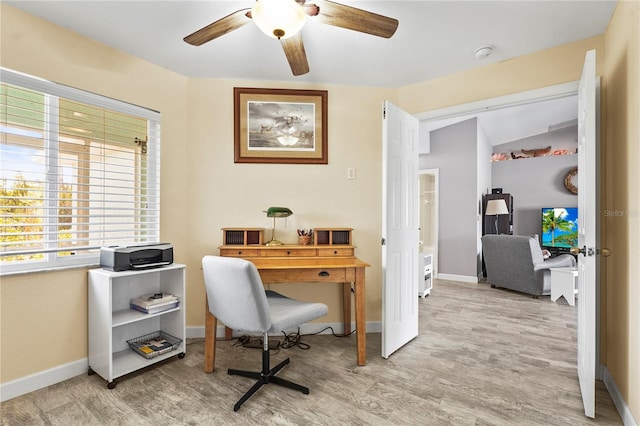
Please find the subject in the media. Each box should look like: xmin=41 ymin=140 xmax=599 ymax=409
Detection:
xmin=347 ymin=167 xmax=356 ymax=180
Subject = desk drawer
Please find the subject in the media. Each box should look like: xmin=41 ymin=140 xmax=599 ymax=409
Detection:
xmin=220 ymin=248 xmax=259 ymax=257
xmin=317 ymin=248 xmax=354 ymax=257
xmin=259 ymin=268 xmax=347 ymax=283
xmin=260 ymin=248 xmax=315 ymax=257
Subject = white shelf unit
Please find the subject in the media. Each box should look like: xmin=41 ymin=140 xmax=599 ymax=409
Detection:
xmin=88 ymin=264 xmax=186 ymax=388
xmin=419 ymin=253 xmax=433 ymax=298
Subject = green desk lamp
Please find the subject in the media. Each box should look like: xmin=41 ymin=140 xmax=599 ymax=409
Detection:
xmin=264 ymin=207 xmax=293 ymax=246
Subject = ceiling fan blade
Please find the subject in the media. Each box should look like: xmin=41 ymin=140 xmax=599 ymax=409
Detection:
xmin=312 ymin=0 xmax=398 ymax=38
xmin=280 ymin=33 xmax=310 ymax=76
xmin=184 ymin=9 xmax=251 ymax=46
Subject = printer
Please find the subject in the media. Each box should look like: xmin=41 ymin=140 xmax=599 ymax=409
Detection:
xmin=100 ymin=243 xmax=173 ymax=272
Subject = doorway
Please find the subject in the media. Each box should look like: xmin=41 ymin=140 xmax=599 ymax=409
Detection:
xmin=419 ymin=169 xmax=438 ymax=278
xmin=415 ymin=80 xmax=601 ymax=418
xmin=417 ymin=82 xmax=581 ymax=280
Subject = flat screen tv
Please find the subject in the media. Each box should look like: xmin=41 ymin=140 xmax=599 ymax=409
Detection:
xmin=541 ymin=207 xmax=579 ymax=253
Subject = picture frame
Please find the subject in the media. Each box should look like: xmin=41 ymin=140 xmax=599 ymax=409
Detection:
xmin=234 ymin=87 xmax=328 ymax=164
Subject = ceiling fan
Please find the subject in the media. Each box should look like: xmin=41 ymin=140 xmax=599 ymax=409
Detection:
xmin=184 ymin=0 xmax=399 ymax=76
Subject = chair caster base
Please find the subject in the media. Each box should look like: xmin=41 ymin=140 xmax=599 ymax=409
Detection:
xmin=229 ymin=357 xmax=309 ymax=411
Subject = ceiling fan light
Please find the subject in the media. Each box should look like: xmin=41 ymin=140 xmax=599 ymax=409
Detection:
xmin=252 ymin=0 xmax=306 ymax=40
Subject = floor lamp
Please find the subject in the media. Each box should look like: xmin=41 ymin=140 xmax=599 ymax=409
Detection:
xmin=485 ymin=199 xmax=509 ymax=234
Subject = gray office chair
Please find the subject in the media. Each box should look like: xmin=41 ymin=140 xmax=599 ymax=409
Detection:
xmin=202 ymin=255 xmax=328 ymax=411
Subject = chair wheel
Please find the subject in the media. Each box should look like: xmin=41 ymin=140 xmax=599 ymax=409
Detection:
xmin=490 ymin=284 xmax=496 ymax=288
xmin=303 ymin=389 xmax=309 ymax=395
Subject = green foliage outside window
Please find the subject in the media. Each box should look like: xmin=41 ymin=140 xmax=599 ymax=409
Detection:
xmin=0 ymin=175 xmax=73 ymax=262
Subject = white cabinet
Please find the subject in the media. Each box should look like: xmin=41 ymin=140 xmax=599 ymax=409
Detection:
xmin=419 ymin=253 xmax=433 ymax=298
xmin=88 ymin=264 xmax=186 ymax=388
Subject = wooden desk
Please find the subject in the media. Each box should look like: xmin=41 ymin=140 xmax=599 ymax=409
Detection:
xmin=204 ymin=256 xmax=370 ymax=372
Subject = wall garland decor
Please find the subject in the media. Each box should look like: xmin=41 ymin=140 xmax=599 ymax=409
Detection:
xmin=564 ymin=167 xmax=578 ymax=194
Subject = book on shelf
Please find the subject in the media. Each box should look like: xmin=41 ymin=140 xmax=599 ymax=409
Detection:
xmin=130 ymin=293 xmax=179 ymax=309
xmin=130 ymin=301 xmax=179 ymax=315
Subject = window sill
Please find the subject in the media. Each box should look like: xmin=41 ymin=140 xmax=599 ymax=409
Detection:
xmin=0 ymin=262 xmax=100 ymax=277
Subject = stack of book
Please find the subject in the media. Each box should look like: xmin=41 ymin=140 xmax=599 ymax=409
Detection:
xmin=130 ymin=293 xmax=179 ymax=314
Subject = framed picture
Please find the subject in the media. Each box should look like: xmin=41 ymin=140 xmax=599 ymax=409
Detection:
xmin=234 ymin=87 xmax=328 ymax=164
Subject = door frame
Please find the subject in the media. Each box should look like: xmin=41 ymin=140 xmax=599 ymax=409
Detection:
xmin=415 ymin=80 xmax=601 ymax=379
xmin=415 ymin=81 xmax=579 ymax=123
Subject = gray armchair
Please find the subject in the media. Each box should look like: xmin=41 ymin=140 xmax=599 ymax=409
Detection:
xmin=481 ymin=234 xmax=576 ymax=297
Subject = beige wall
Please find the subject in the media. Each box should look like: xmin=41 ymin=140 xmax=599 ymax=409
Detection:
xmin=182 ymin=78 xmax=394 ymax=327
xmin=603 ymin=0 xmax=639 ymax=418
xmin=0 ymin=5 xmax=191 ymax=383
xmin=1 ymin=269 xmax=88 ymax=380
xmin=0 ymin=4 xmax=392 ymax=384
xmin=1 ymin=3 xmax=638 ymax=421
xmin=398 ymin=35 xmax=605 ymax=113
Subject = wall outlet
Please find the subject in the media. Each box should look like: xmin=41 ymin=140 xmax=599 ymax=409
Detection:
xmin=347 ymin=167 xmax=356 ymax=180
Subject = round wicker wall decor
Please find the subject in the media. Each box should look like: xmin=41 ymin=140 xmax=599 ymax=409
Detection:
xmin=564 ymin=167 xmax=578 ymax=194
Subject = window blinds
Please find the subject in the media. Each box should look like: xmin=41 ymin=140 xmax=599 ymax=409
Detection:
xmin=0 ymin=68 xmax=160 ymax=274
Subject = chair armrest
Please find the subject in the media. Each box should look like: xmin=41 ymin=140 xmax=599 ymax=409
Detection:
xmin=534 ymin=254 xmax=576 ymax=271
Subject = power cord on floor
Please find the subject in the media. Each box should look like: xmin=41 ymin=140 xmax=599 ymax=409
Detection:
xmin=235 ymin=326 xmax=356 ymax=351
xmin=307 ymin=326 xmax=356 ymax=338
xmin=233 ymin=335 xmax=251 ymax=347
xmin=280 ymin=329 xmax=309 ymax=350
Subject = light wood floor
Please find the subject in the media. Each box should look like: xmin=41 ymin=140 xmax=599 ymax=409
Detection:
xmin=1 ymin=280 xmax=622 ymax=425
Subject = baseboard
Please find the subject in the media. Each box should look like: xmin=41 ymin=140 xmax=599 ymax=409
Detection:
xmin=0 ymin=358 xmax=88 ymax=403
xmin=187 ymin=320 xmax=382 ymax=339
xmin=436 ymin=273 xmax=479 ymax=283
xmin=597 ymin=363 xmax=605 ymax=381
xmin=602 ymin=366 xmax=638 ymax=426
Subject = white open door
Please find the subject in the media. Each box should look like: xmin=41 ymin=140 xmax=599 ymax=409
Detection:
xmin=575 ymin=49 xmax=599 ymax=419
xmin=381 ymin=101 xmax=419 ymax=358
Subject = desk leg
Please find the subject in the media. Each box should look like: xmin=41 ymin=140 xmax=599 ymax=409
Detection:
xmin=355 ymin=267 xmax=366 ymax=366
xmin=342 ymin=282 xmax=351 ymax=335
xmin=204 ymin=306 xmax=217 ymax=373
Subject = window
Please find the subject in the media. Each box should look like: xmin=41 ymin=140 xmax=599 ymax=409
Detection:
xmin=0 ymin=69 xmax=160 ymax=274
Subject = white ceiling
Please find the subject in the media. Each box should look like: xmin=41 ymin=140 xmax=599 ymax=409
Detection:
xmin=431 ymin=94 xmax=579 ymax=146
xmin=478 ymin=95 xmax=578 ymax=146
xmin=420 ymin=93 xmax=579 ymax=147
xmin=6 ymin=0 xmax=616 ymax=88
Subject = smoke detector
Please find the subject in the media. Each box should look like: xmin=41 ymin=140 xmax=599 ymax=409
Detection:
xmin=474 ymin=45 xmax=493 ymax=60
